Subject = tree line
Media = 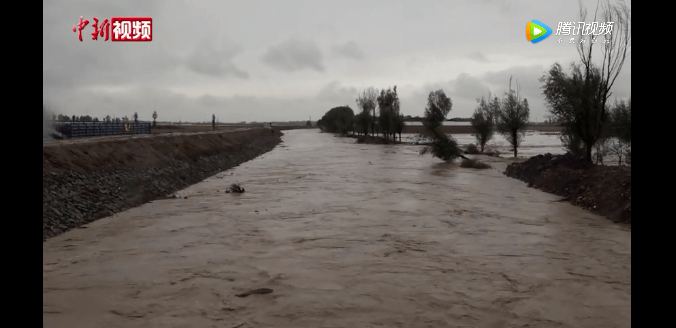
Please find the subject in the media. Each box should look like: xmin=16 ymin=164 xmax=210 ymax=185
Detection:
xmin=316 ymin=1 xmax=629 ymax=165
xmin=317 ymin=86 xmax=406 ymax=142
xmin=316 ymin=78 xmax=533 ymax=161
xmin=52 ymin=111 xmax=161 ymax=127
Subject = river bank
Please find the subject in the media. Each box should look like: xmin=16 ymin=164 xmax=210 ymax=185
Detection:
xmin=43 ymin=130 xmax=630 ymax=327
xmin=43 ymin=128 xmax=283 ymax=240
xmin=504 ymin=153 xmax=631 ymax=225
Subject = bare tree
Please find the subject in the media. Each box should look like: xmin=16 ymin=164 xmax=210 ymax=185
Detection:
xmin=608 ymin=138 xmax=629 ymax=165
xmin=356 ymin=87 xmax=379 ymax=136
xmin=593 ymin=137 xmax=610 ymax=165
xmin=470 ymin=92 xmax=496 ymax=153
xmin=377 ymin=86 xmax=401 ymax=141
xmin=541 ymin=0 xmax=630 ymax=163
xmin=610 ymin=98 xmax=631 ymax=144
xmin=496 ymin=77 xmax=530 ymax=158
xmin=212 ymin=114 xmax=216 ymax=130
xmin=395 ymin=114 xmax=405 ymax=142
xmin=133 ymin=112 xmax=138 ymax=123
xmin=152 ymin=111 xmax=158 ymax=128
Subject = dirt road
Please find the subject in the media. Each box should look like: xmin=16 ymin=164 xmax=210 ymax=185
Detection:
xmin=43 ymin=130 xmax=631 ymax=328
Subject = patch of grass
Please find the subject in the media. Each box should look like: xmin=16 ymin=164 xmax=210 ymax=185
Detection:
xmin=460 ymin=158 xmax=492 ymax=169
xmin=464 ymin=143 xmax=480 ymax=154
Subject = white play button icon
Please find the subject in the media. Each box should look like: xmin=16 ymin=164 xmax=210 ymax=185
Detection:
xmin=534 ymin=27 xmax=542 ymax=35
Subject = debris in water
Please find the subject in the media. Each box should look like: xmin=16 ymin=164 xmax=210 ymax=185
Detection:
xmin=226 ymin=183 xmax=245 ymax=193
xmin=235 ymin=288 xmax=273 ymax=297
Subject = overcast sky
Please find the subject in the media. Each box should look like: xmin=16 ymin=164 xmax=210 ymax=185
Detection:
xmin=43 ymin=0 xmax=631 ymax=123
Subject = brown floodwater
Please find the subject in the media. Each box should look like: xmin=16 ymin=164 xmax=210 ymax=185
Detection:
xmin=43 ymin=129 xmax=631 ymax=328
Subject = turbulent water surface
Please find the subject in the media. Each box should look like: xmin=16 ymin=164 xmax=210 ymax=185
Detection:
xmin=43 ymin=129 xmax=631 ymax=328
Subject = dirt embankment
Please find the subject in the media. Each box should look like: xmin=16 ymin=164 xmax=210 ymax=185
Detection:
xmin=43 ymin=128 xmax=283 ymax=240
xmin=504 ymin=153 xmax=631 ymax=225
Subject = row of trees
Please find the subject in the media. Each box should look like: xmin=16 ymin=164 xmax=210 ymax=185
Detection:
xmin=469 ymin=77 xmax=530 ymax=157
xmin=317 ymin=79 xmax=531 ymax=161
xmin=318 ymin=86 xmax=406 ymax=141
xmin=420 ymin=78 xmax=530 ymax=161
xmin=53 ymin=111 xmax=161 ymax=127
xmin=318 ymin=0 xmax=629 ymax=165
xmin=470 ymin=0 xmax=630 ymax=164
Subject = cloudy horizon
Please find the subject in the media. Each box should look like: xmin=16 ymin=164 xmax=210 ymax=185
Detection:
xmin=43 ymin=0 xmax=631 ymax=123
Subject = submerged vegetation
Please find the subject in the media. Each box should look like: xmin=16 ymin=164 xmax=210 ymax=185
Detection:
xmin=418 ymin=89 xmax=467 ymax=162
xmin=460 ymin=158 xmax=492 ymax=169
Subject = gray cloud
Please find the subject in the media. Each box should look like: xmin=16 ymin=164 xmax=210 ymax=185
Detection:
xmin=261 ymin=39 xmax=325 ymax=72
xmin=403 ymin=65 xmax=550 ymax=119
xmin=43 ymin=1 xmax=180 ymax=90
xmin=468 ymin=51 xmax=490 ymax=63
xmin=476 ymin=0 xmax=512 ymax=13
xmin=44 ymin=0 xmax=629 ymax=124
xmin=43 ymin=86 xmax=326 ymax=123
xmin=453 ymin=73 xmax=492 ymax=100
xmin=332 ymin=41 xmax=365 ymax=60
xmin=317 ymin=81 xmax=359 ymax=105
xmin=482 ymin=65 xmax=549 ymax=101
xmin=185 ymin=41 xmax=249 ymax=78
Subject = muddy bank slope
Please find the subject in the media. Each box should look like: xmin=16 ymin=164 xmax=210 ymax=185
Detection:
xmin=504 ymin=153 xmax=631 ymax=225
xmin=43 ymin=128 xmax=283 ymax=240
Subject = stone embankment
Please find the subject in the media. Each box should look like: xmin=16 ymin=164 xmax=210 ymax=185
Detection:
xmin=43 ymin=128 xmax=283 ymax=240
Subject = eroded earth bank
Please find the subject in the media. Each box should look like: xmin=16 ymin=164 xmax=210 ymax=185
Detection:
xmin=43 ymin=129 xmax=631 ymax=328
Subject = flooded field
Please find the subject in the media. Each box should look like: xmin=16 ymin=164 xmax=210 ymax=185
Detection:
xmin=401 ymin=131 xmax=568 ymax=158
xmin=43 ymin=129 xmax=631 ymax=328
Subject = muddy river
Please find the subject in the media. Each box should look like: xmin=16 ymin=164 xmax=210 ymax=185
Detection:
xmin=43 ymin=129 xmax=631 ymax=328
